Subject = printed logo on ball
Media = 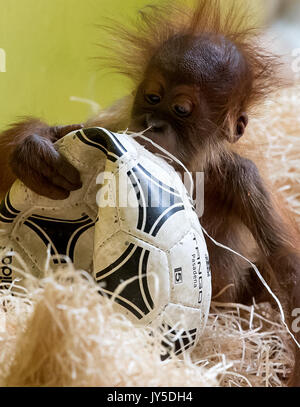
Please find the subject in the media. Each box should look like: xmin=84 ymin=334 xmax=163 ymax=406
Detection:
xmin=174 ymin=267 xmax=183 ymax=284
xmin=0 ymin=250 xmax=13 ymax=290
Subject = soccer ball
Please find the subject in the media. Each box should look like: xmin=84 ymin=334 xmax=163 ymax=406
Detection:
xmin=0 ymin=127 xmax=211 ymax=357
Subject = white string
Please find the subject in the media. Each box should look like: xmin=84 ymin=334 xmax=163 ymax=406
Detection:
xmin=127 ymin=129 xmax=300 ymax=349
xmin=128 ymin=131 xmax=195 ymax=199
xmin=201 ymin=227 xmax=300 ymax=349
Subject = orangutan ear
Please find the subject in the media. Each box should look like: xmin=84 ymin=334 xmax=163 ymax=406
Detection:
xmin=233 ymin=112 xmax=249 ymax=143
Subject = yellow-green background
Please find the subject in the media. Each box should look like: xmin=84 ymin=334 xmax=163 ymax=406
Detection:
xmin=0 ymin=0 xmax=263 ymax=132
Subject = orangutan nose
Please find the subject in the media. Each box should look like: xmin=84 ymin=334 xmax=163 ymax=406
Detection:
xmin=145 ymin=114 xmax=168 ymax=132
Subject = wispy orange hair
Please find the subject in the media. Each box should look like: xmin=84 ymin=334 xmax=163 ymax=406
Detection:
xmin=97 ymin=0 xmax=281 ymax=114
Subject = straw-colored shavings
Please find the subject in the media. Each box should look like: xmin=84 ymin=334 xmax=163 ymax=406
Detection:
xmin=0 ymin=86 xmax=299 ymax=387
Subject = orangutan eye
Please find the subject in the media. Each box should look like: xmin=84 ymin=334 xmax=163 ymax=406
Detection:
xmin=172 ymin=102 xmax=192 ymax=117
xmin=145 ymin=93 xmax=161 ymax=105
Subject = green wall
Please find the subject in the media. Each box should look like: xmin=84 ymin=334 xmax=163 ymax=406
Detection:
xmin=0 ymin=0 xmax=156 ymax=131
xmin=0 ymin=0 xmax=262 ymax=132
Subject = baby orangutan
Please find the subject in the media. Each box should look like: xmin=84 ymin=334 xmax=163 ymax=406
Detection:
xmin=0 ymin=0 xmax=299 ymax=385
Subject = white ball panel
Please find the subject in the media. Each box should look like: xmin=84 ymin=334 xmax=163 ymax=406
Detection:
xmin=168 ymin=230 xmax=211 ymax=311
xmin=153 ymin=303 xmax=204 ymax=358
xmin=0 ymin=239 xmax=40 ymax=285
xmin=93 ymin=231 xmax=170 ymax=325
xmin=8 ymin=180 xmax=35 ymax=210
xmin=11 ymin=206 xmax=95 ymax=272
xmin=115 ymin=160 xmax=193 ymax=250
xmin=57 ymin=129 xmax=107 ymax=172
xmin=94 ymin=174 xmax=120 ymax=249
xmin=159 ymin=302 xmax=204 ymax=333
xmin=111 ymin=131 xmax=140 ymax=158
